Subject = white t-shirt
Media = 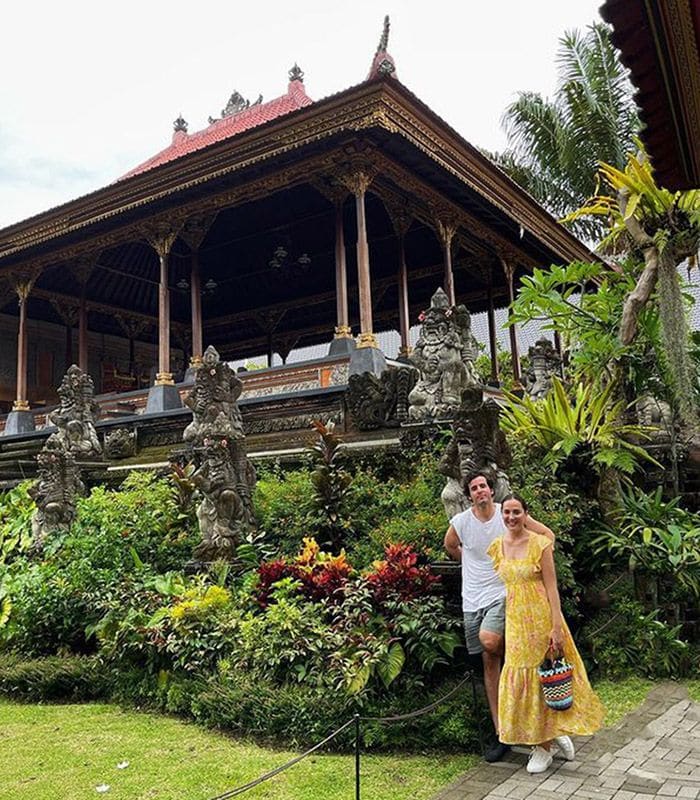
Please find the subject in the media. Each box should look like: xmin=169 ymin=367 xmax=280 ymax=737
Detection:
xmin=450 ymin=503 xmax=506 ymax=612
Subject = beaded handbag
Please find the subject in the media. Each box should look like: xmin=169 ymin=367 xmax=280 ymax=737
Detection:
xmin=537 ymin=650 xmax=574 ymax=711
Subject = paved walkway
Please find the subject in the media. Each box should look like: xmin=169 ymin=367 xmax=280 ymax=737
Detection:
xmin=433 ymin=683 xmax=700 ymax=800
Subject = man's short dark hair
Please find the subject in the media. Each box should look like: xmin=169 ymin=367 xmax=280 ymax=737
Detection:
xmin=462 ymin=468 xmax=496 ymax=493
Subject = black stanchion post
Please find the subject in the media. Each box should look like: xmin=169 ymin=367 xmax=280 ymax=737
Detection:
xmin=470 ymin=670 xmax=486 ymax=757
xmin=354 ymin=713 xmax=361 ymax=800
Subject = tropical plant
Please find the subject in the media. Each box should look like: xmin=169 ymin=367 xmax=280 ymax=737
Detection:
xmin=591 ymin=485 xmax=700 ymax=599
xmin=564 ymin=148 xmax=700 ymax=423
xmin=510 ymin=260 xmax=669 ymax=398
xmin=0 ymin=482 xmax=35 ymax=564
xmin=489 ymin=22 xmax=640 ymax=239
xmin=500 ymin=377 xmax=655 ymax=477
xmin=308 ymin=420 xmax=353 ymax=553
xmin=583 ymin=597 xmax=692 ymax=678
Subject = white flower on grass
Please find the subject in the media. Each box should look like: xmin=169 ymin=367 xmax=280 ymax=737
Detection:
xmin=116 ymin=761 xmax=129 ymax=769
xmin=96 ymin=784 xmax=110 ymax=793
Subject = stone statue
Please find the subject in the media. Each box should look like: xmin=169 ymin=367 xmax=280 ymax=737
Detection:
xmin=408 ymin=288 xmax=480 ymax=421
xmin=47 ymin=364 xmax=102 ymax=458
xmin=184 ymin=346 xmax=244 ymax=444
xmin=28 ymin=438 xmax=84 ymax=547
xmin=346 ymin=368 xmax=417 ymax=430
xmin=524 ymin=338 xmax=561 ymax=400
xmin=183 ymin=345 xmax=255 ymax=562
xmin=439 ymin=386 xmax=512 ymax=518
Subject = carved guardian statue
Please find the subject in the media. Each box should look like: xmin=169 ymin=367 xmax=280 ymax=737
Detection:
xmin=183 ymin=346 xmax=255 ymax=562
xmin=47 ymin=364 xmax=102 ymax=458
xmin=408 ymin=288 xmax=480 ymax=421
xmin=524 ymin=338 xmax=561 ymax=400
xmin=439 ymin=386 xmax=512 ymax=518
xmin=29 ymin=438 xmax=85 ymax=547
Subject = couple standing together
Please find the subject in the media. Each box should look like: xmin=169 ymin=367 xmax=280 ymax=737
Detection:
xmin=444 ymin=471 xmax=604 ymax=774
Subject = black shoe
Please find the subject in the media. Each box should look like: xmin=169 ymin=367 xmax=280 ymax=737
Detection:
xmin=484 ymin=740 xmax=511 ymax=762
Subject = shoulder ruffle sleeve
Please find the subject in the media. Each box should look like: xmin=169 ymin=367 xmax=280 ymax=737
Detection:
xmin=530 ymin=532 xmax=553 ymax=568
xmin=486 ymin=537 xmax=502 ymax=570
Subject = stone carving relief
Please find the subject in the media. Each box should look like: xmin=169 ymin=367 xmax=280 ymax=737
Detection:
xmin=183 ymin=346 xmax=256 ymax=562
xmin=346 ymin=367 xmax=417 ymax=430
xmin=524 ymin=338 xmax=562 ymax=400
xmin=103 ymin=428 xmax=137 ymax=459
xmin=408 ymin=288 xmax=480 ymax=421
xmin=439 ymin=386 xmax=512 ymax=519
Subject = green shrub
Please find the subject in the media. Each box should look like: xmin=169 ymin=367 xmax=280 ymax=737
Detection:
xmin=68 ymin=471 xmax=198 ymax=572
xmin=0 ymin=653 xmax=109 ymax=701
xmin=0 ymin=482 xmax=35 ymax=565
xmin=582 ymin=596 xmax=694 ymax=678
xmin=189 ymin=669 xmax=484 ymax=751
xmin=254 ymin=466 xmax=317 ymax=555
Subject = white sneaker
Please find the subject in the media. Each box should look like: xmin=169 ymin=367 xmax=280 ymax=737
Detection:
xmin=526 ymin=746 xmax=553 ymax=773
xmin=553 ymin=735 xmax=575 ymax=761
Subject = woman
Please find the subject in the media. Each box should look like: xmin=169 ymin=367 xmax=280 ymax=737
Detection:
xmin=487 ymin=494 xmax=604 ymax=773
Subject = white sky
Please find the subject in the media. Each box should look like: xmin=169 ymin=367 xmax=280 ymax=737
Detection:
xmin=0 ymin=0 xmax=603 ymax=230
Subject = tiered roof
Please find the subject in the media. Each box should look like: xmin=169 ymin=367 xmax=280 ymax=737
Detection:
xmin=121 ymin=65 xmax=313 ymax=180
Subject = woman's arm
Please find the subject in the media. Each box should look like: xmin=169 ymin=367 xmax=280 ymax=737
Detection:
xmin=524 ymin=514 xmax=555 ymax=543
xmin=444 ymin=525 xmax=462 ymax=561
xmin=540 ymin=543 xmax=565 ymax=652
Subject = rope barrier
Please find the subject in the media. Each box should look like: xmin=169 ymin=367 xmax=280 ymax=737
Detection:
xmin=207 ymin=718 xmax=356 ymax=800
xmin=359 ymin=670 xmax=476 ymax=723
xmin=206 ymin=670 xmax=482 ymax=800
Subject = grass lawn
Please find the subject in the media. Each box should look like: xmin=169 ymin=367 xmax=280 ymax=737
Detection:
xmin=0 ymin=676 xmax=690 ymax=800
xmin=0 ymin=699 xmax=478 ymax=800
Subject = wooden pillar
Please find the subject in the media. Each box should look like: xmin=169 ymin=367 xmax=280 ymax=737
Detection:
xmin=385 ymin=200 xmax=413 ymax=358
xmin=435 ymin=215 xmax=458 ymax=306
xmin=148 ymin=230 xmax=179 ymax=385
xmin=180 ymin=215 xmax=215 ymax=368
xmin=190 ymin=250 xmax=203 ymax=366
xmin=397 ymin=230 xmax=411 ymax=356
xmin=487 ymin=285 xmax=500 ymax=385
xmin=78 ymin=289 xmax=88 ymax=372
xmin=344 ymin=171 xmax=377 ymax=348
xmin=70 ymin=256 xmax=95 ymax=376
xmin=13 ymin=282 xmax=32 ymax=412
xmin=65 ymin=323 xmax=73 ymax=372
xmin=333 ymin=198 xmax=352 ymax=340
xmin=501 ymin=257 xmax=522 ymax=386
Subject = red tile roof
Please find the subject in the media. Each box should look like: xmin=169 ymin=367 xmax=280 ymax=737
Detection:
xmin=120 ymin=77 xmax=313 ymax=180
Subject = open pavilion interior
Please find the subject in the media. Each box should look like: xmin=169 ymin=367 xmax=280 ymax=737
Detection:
xmin=0 ymin=20 xmax=593 ymax=457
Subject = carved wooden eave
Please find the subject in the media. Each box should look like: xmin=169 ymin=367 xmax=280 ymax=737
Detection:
xmin=602 ymin=0 xmax=700 ymax=191
xmin=0 ymin=77 xmax=594 ymax=271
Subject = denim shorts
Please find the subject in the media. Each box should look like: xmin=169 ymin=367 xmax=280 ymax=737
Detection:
xmin=462 ymin=598 xmax=506 ymax=654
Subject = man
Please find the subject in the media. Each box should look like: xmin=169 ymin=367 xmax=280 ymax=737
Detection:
xmin=444 ymin=470 xmax=554 ymax=762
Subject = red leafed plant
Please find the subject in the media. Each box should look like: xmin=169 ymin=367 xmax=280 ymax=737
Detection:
xmin=256 ymin=538 xmax=353 ymax=607
xmin=365 ymin=543 xmax=440 ymax=605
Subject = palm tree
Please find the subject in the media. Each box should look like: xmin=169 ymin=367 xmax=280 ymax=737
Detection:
xmin=565 ymin=149 xmax=700 ymax=424
xmin=489 ymin=23 xmax=640 ymax=240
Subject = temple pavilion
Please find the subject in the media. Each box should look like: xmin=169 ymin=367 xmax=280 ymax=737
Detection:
xmin=0 ymin=19 xmax=593 ymax=459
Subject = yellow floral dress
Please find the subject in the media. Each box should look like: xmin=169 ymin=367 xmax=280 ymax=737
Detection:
xmin=487 ymin=532 xmax=604 ymax=745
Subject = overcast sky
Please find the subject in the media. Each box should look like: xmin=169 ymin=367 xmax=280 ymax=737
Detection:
xmin=0 ymin=1 xmax=604 ymax=230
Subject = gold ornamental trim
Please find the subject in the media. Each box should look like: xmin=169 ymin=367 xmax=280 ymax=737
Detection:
xmin=155 ymin=372 xmax=175 ymax=386
xmin=12 ymin=400 xmax=30 ymax=412
xmin=334 ymin=325 xmax=353 ymax=339
xmin=0 ymin=83 xmax=592 ymax=273
xmin=356 ymin=332 xmax=379 ymax=349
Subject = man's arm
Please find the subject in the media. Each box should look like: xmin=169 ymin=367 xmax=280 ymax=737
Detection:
xmin=444 ymin=525 xmax=462 ymax=561
xmin=524 ymin=514 xmax=555 ymax=543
